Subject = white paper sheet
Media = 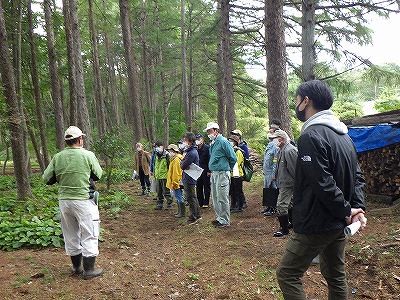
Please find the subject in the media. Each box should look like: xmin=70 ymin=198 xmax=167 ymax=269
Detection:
xmin=232 ymin=162 xmax=240 ymax=177
xmin=344 ymin=221 xmax=361 ymax=237
xmin=184 ymin=163 xmax=204 ymax=181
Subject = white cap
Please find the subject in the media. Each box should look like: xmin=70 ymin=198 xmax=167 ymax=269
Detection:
xmin=64 ymin=126 xmax=86 ymax=140
xmin=204 ymin=122 xmax=220 ymax=132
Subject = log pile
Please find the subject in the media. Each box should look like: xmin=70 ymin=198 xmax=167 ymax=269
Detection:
xmin=248 ymin=148 xmax=263 ymax=172
xmin=358 ymin=143 xmax=400 ymax=197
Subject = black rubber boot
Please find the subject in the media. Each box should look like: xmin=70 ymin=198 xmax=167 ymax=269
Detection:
xmin=273 ymin=215 xmax=289 ymax=237
xmin=262 ymin=188 xmax=267 ymax=207
xmin=175 ymin=202 xmax=185 ymax=218
xmin=82 ymin=256 xmax=103 ymax=280
xmin=174 ymin=202 xmax=181 ymax=217
xmin=70 ymin=253 xmax=83 ymax=275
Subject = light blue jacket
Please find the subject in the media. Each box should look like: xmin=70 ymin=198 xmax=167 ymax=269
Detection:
xmin=209 ymin=134 xmax=237 ymax=172
xmin=263 ymin=141 xmax=279 ymax=189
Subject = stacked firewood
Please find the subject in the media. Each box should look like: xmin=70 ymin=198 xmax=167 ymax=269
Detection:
xmin=248 ymin=149 xmax=263 ymax=172
xmin=358 ymin=143 xmax=400 ymax=197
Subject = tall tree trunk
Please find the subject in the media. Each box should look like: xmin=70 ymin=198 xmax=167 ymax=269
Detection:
xmin=68 ymin=0 xmax=92 ymax=147
xmin=188 ymin=2 xmax=195 ymax=116
xmin=62 ymin=0 xmax=78 ymax=126
xmin=28 ymin=0 xmax=50 ymax=167
xmin=301 ymin=0 xmax=316 ymax=81
xmin=2 ymin=144 xmax=9 ymax=175
xmin=24 ymin=108 xmax=45 ymax=172
xmin=119 ymin=0 xmax=144 ymax=141
xmin=44 ymin=0 xmax=64 ymax=150
xmin=104 ymin=32 xmax=120 ymax=127
xmin=181 ymin=0 xmax=191 ymax=131
xmin=140 ymin=6 xmax=154 ymax=142
xmin=88 ymin=0 xmax=106 ymax=139
xmin=216 ymin=41 xmax=225 ymax=135
xmin=265 ymin=0 xmax=292 ymax=137
xmin=220 ymin=0 xmax=235 ymax=133
xmin=11 ymin=0 xmax=31 ymax=176
xmin=0 ymin=0 xmax=32 ymax=199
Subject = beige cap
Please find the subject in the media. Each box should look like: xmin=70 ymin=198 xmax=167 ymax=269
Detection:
xmin=204 ymin=122 xmax=220 ymax=132
xmin=64 ymin=126 xmax=86 ymax=140
xmin=228 ymin=135 xmax=240 ymax=144
xmin=166 ymin=144 xmax=180 ymax=153
xmin=231 ymin=129 xmax=243 ymax=137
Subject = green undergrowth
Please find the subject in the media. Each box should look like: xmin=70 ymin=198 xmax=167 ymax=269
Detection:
xmin=0 ymin=174 xmax=134 ymax=251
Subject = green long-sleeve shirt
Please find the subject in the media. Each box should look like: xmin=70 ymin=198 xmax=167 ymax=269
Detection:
xmin=42 ymin=147 xmax=103 ymax=200
xmin=208 ymin=134 xmax=237 ymax=172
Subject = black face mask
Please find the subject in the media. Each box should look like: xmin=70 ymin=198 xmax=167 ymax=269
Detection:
xmin=295 ymin=98 xmax=306 ymax=122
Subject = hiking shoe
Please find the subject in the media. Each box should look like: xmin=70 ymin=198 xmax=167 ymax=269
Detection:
xmin=211 ymin=220 xmax=219 ymax=226
xmin=215 ymin=222 xmax=230 ymax=228
xmin=273 ymin=230 xmax=289 ymax=237
xmin=187 ymin=217 xmax=200 ymax=225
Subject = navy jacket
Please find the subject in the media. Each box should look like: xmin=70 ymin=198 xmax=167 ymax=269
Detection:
xmin=239 ymin=141 xmax=249 ymax=159
xmin=180 ymin=145 xmax=200 ymax=185
xmin=197 ymin=143 xmax=210 ymax=174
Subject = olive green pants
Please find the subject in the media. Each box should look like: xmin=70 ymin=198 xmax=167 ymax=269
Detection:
xmin=277 ymin=230 xmax=347 ymax=300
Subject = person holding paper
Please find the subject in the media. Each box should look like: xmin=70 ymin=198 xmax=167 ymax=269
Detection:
xmin=180 ymin=132 xmax=202 ymax=224
xmin=196 ymin=134 xmax=211 ymax=208
xmin=277 ymin=80 xmax=367 ymax=300
xmin=205 ymin=122 xmax=237 ymax=228
xmin=228 ymin=135 xmax=245 ymax=213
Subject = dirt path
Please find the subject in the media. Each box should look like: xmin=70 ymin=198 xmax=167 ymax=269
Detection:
xmin=1 ymin=178 xmax=399 ymax=299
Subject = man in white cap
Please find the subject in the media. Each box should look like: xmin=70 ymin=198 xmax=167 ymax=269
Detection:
xmin=205 ymin=122 xmax=237 ymax=228
xmin=43 ymin=126 xmax=104 ymax=279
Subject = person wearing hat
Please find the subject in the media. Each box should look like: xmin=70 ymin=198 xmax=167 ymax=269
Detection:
xmin=261 ymin=132 xmax=280 ymax=216
xmin=228 ymin=134 xmax=246 ymax=212
xmin=230 ymin=129 xmax=249 ymax=159
xmin=180 ymin=132 xmax=202 ymax=224
xmin=205 ymin=122 xmax=237 ymax=228
xmin=166 ymin=144 xmax=184 ymax=218
xmin=134 ymin=143 xmax=151 ymax=195
xmin=272 ymin=129 xmax=298 ymax=238
xmin=195 ymin=134 xmax=211 ymax=208
xmin=42 ymin=126 xmax=103 ymax=279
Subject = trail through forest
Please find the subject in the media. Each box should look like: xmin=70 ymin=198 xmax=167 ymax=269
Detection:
xmin=0 ymin=178 xmax=399 ymax=300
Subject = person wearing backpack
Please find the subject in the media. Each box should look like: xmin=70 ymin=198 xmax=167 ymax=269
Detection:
xmin=154 ymin=141 xmax=173 ymax=210
xmin=228 ymin=135 xmax=246 ymax=213
xmin=166 ymin=144 xmax=184 ymax=218
xmin=272 ymin=129 xmax=298 ymax=237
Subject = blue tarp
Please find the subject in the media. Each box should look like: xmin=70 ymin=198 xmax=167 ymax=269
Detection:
xmin=348 ymin=124 xmax=400 ymax=153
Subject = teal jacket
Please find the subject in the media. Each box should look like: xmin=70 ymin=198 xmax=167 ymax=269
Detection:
xmin=208 ymin=134 xmax=237 ymax=172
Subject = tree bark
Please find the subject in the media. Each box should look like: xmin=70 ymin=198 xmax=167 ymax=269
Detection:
xmin=119 ymin=0 xmax=144 ymax=141
xmin=24 ymin=108 xmax=45 ymax=173
xmin=62 ymin=0 xmax=78 ymax=126
xmin=220 ymin=0 xmax=236 ymax=133
xmin=301 ymin=0 xmax=316 ymax=81
xmin=88 ymin=0 xmax=107 ymax=139
xmin=265 ymin=0 xmax=292 ymax=137
xmin=181 ymin=0 xmax=191 ymax=131
xmin=216 ymin=41 xmax=225 ymax=135
xmin=0 ymin=0 xmax=32 ymax=199
xmin=44 ymin=0 xmax=64 ymax=150
xmin=28 ymin=0 xmax=50 ymax=167
xmin=68 ymin=0 xmax=92 ymax=147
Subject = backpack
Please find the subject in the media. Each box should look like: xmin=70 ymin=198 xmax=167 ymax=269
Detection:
xmin=242 ymin=158 xmax=254 ymax=182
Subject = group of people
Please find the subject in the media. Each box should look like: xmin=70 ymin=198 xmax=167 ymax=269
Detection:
xmin=43 ymin=79 xmax=368 ymax=300
xmin=134 ymin=123 xmax=250 ymax=226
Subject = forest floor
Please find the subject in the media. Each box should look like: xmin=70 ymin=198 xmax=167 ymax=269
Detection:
xmin=1 ymin=176 xmax=400 ymax=300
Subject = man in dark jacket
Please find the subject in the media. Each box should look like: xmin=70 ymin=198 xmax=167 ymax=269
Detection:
xmin=195 ymin=134 xmax=211 ymax=208
xmin=180 ymin=132 xmax=201 ymax=224
xmin=277 ymin=80 xmax=367 ymax=299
